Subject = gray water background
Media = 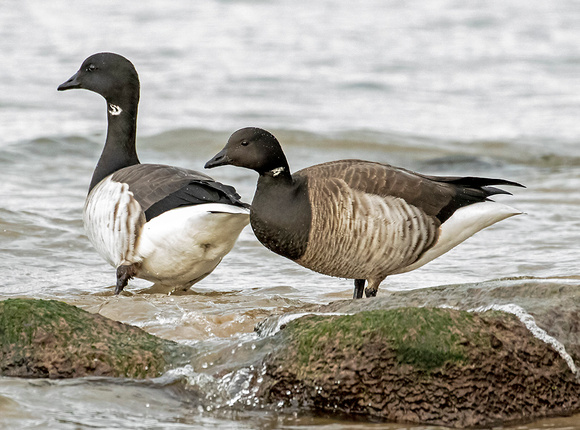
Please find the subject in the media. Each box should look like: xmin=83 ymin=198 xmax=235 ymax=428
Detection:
xmin=0 ymin=0 xmax=579 ymax=428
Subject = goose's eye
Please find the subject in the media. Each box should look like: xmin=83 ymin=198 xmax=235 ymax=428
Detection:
xmin=86 ymin=64 xmax=96 ymax=72
xmin=241 ymin=140 xmax=249 ymax=146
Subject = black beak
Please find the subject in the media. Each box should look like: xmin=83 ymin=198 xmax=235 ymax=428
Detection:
xmin=205 ymin=148 xmax=231 ymax=169
xmin=57 ymin=71 xmax=82 ymax=91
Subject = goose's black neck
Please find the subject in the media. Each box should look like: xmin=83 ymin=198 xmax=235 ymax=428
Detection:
xmin=89 ymin=101 xmax=140 ymax=192
xmin=251 ymin=171 xmax=311 ymax=260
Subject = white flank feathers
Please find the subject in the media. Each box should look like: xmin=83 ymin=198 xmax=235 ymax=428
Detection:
xmin=395 ymin=201 xmax=523 ymax=274
xmin=83 ymin=176 xmax=145 ymax=267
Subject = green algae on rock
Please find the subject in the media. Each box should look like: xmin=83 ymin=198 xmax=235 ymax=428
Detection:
xmin=289 ymin=308 xmax=472 ymax=371
xmin=0 ymin=298 xmax=182 ymax=379
xmin=308 ymin=278 xmax=580 ymax=365
xmin=258 ymin=307 xmax=580 ymax=428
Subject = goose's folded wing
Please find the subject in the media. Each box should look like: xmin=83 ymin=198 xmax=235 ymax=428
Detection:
xmin=111 ymin=164 xmax=249 ymax=221
xmin=298 ymin=160 xmax=523 ymax=223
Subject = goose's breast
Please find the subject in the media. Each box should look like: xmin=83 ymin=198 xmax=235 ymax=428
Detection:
xmin=297 ymin=179 xmax=439 ymax=279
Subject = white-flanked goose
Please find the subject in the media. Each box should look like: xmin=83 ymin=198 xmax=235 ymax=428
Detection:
xmin=205 ymin=127 xmax=524 ymax=299
xmin=58 ymin=53 xmax=250 ymax=294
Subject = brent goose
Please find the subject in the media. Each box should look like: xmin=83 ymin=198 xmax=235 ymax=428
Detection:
xmin=205 ymin=127 xmax=524 ymax=299
xmin=58 ymin=53 xmax=250 ymax=294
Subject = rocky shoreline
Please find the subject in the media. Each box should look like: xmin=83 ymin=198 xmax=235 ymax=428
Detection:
xmin=0 ymin=278 xmax=578 ymax=427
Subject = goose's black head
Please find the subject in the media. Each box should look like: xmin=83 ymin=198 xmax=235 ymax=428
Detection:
xmin=57 ymin=52 xmax=140 ymax=107
xmin=205 ymin=127 xmax=290 ymax=176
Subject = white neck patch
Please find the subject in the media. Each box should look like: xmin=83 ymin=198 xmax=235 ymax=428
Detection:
xmin=108 ymin=104 xmax=122 ymax=116
xmin=270 ymin=167 xmax=286 ymax=177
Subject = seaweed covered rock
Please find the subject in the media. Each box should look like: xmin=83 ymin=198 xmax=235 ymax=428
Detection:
xmin=258 ymin=307 xmax=580 ymax=428
xmin=0 ymin=298 xmax=185 ymax=379
xmin=312 ymin=278 xmax=580 ymax=364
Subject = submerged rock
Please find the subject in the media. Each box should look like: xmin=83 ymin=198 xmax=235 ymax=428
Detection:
xmin=0 ymin=298 xmax=186 ymax=378
xmin=257 ymin=307 xmax=580 ymax=428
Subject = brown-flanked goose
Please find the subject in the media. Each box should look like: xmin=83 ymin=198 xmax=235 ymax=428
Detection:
xmin=205 ymin=127 xmax=524 ymax=299
xmin=58 ymin=53 xmax=250 ymax=294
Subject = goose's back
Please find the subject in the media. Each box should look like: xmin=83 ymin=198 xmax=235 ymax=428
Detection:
xmin=111 ymin=164 xmax=247 ymax=221
xmin=296 ymin=160 xmax=458 ymax=218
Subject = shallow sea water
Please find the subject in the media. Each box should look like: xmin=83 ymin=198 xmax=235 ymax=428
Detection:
xmin=1 ymin=0 xmax=579 ymax=428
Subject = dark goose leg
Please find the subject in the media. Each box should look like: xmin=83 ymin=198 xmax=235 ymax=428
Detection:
xmin=353 ymin=279 xmax=365 ymax=299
